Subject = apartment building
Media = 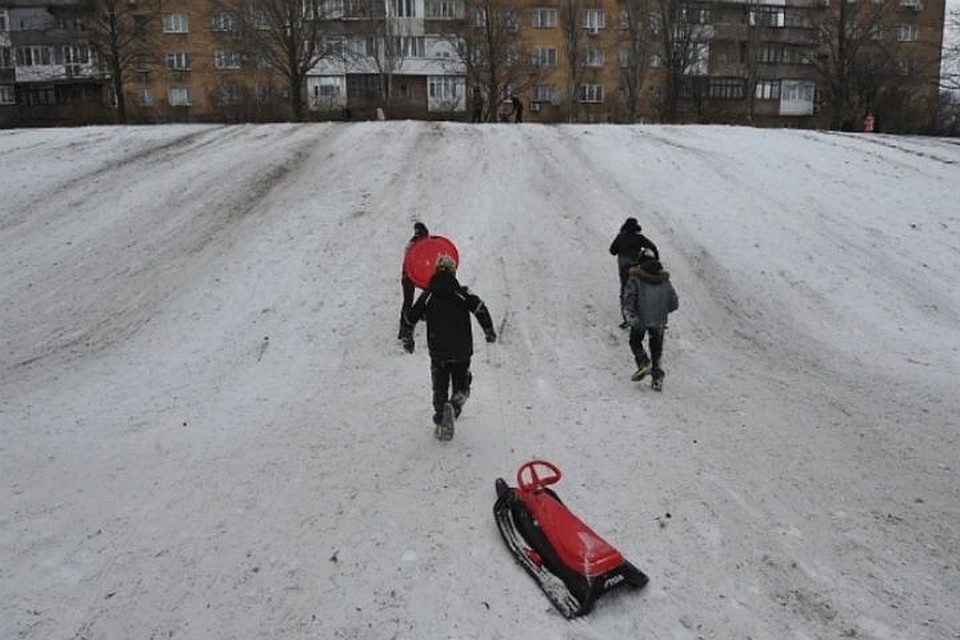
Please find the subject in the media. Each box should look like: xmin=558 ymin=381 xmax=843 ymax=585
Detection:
xmin=1 ymin=1 xmax=105 ymax=127
xmin=0 ymin=0 xmax=946 ymax=131
xmin=306 ymin=0 xmax=467 ymax=120
xmin=116 ymin=1 xmax=288 ymax=123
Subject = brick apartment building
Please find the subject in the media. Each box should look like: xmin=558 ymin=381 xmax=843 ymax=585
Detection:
xmin=0 ymin=0 xmax=947 ymax=132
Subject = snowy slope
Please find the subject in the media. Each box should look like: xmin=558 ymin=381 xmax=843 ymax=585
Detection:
xmin=1 ymin=122 xmax=959 ymax=639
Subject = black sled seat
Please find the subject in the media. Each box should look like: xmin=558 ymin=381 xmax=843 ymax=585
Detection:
xmin=493 ymin=460 xmax=649 ymax=618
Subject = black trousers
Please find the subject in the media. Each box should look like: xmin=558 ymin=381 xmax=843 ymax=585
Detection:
xmin=430 ymin=358 xmax=472 ymax=420
xmin=618 ymin=269 xmax=630 ymax=322
xmin=399 ymin=275 xmax=415 ymax=338
xmin=629 ymin=326 xmax=665 ymax=372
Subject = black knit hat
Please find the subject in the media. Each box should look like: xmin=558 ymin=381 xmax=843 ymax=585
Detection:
xmin=413 ymin=222 xmax=428 ymax=237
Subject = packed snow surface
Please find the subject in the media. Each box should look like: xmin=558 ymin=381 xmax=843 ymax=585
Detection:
xmin=1 ymin=122 xmax=959 ymax=639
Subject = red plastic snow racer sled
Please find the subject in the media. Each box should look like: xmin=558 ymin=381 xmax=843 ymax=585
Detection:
xmin=493 ymin=460 xmax=649 ymax=618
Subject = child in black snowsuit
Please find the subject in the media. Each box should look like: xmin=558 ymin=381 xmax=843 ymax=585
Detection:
xmin=400 ymin=255 xmax=496 ymax=438
xmin=621 ymin=258 xmax=678 ymax=390
xmin=609 ymin=217 xmax=659 ymax=328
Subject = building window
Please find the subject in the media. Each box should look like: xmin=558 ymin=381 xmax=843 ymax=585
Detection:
xmin=218 ymin=85 xmax=243 ymax=105
xmin=681 ymin=7 xmax=710 ymax=24
xmin=0 ymin=85 xmax=14 ymax=105
xmin=137 ymin=88 xmax=155 ymax=106
xmin=166 ymin=52 xmax=190 ymax=70
xmin=428 ymin=76 xmax=459 ymax=100
xmin=895 ymin=58 xmax=913 ymax=75
xmin=583 ymin=47 xmax=604 ymax=67
xmin=426 ymin=0 xmax=461 ymax=18
xmin=755 ymin=78 xmax=781 ymax=100
xmin=709 ymin=77 xmax=745 ymax=100
xmin=136 ymin=54 xmax=154 ymax=72
xmin=214 ymin=50 xmax=242 ymax=69
xmin=0 ymin=47 xmax=12 ymax=69
xmin=393 ymin=0 xmax=416 ymax=17
xmin=749 ymin=6 xmax=785 ymax=28
xmin=583 ymin=9 xmax=605 ymax=30
xmin=532 ymin=9 xmax=558 ymax=28
xmin=211 ymin=11 xmax=238 ymax=33
xmin=897 ymin=24 xmax=918 ymax=42
xmin=21 ymin=85 xmax=57 ymax=106
xmin=780 ymin=79 xmax=815 ymax=115
xmin=59 ymin=45 xmax=90 ymax=65
xmin=163 ymin=13 xmax=189 ymax=33
xmin=531 ymin=84 xmax=556 ymax=103
xmin=579 ymin=83 xmax=603 ymax=103
xmin=0 ymin=10 xmax=8 ymax=32
xmin=16 ymin=46 xmax=53 ymax=67
xmin=757 ymin=44 xmax=782 ymax=63
xmin=315 ymin=81 xmax=341 ymax=98
xmin=531 ymin=46 xmax=557 ymax=67
xmin=391 ymin=36 xmax=425 ymax=58
xmin=257 ymin=85 xmax=275 ymax=104
xmin=168 ymin=87 xmax=192 ymax=106
xmin=134 ymin=15 xmax=149 ymax=36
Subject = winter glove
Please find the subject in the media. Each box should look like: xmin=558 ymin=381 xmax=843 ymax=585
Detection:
xmin=485 ymin=329 xmax=497 ymax=343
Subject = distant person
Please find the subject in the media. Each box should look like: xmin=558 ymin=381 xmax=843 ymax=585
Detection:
xmin=511 ymin=96 xmax=523 ymax=123
xmin=622 ymin=258 xmax=678 ymax=391
xmin=471 ymin=89 xmax=484 ymax=123
xmin=399 ymin=255 xmax=497 ymax=440
xmin=398 ymin=222 xmax=430 ymax=340
xmin=498 ymin=99 xmax=512 ymax=122
xmin=609 ymin=217 xmax=659 ymax=328
xmin=376 ymin=106 xmax=386 ymax=121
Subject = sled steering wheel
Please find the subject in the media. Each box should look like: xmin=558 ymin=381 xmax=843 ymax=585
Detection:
xmin=517 ymin=459 xmax=562 ymax=493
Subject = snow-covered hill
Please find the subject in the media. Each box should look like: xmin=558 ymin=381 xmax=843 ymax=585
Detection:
xmin=2 ymin=122 xmax=958 ymax=639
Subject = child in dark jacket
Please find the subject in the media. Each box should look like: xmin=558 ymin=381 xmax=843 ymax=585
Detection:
xmin=621 ymin=258 xmax=678 ymax=391
xmin=400 ymin=255 xmax=496 ymax=439
xmin=398 ymin=222 xmax=429 ymax=339
xmin=610 ymin=217 xmax=659 ymax=327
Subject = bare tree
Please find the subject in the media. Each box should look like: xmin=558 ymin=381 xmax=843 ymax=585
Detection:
xmin=224 ymin=0 xmax=332 ymax=121
xmin=85 ymin=0 xmax=150 ymax=123
xmin=650 ymin=0 xmax=707 ymax=123
xmin=340 ymin=0 xmax=409 ymax=111
xmin=942 ymin=8 xmax=960 ymax=92
xmin=458 ymin=0 xmax=536 ymax=121
xmin=806 ymin=0 xmax=901 ymax=129
xmin=617 ymin=0 xmax=652 ymax=123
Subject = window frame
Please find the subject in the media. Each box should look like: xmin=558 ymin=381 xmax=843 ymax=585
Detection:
xmin=165 ymin=51 xmax=191 ymax=71
xmin=168 ymin=86 xmax=192 ymax=106
xmin=579 ymin=83 xmax=604 ymax=103
xmin=163 ymin=13 xmax=189 ymax=34
xmin=532 ymin=8 xmax=559 ymax=28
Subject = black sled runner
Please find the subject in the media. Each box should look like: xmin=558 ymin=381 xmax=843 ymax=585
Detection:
xmin=493 ymin=460 xmax=649 ymax=618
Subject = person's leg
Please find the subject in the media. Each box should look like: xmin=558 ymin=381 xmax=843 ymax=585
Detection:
xmin=618 ymin=270 xmax=629 ymax=326
xmin=399 ymin=276 xmax=415 ymax=339
xmin=629 ymin=327 xmax=651 ymax=379
xmin=450 ymin=360 xmax=472 ymax=417
xmin=430 ymin=359 xmax=452 ymax=424
xmin=649 ymin=326 xmax=665 ymax=380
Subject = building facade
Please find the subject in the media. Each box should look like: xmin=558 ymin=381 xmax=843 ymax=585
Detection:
xmin=0 ymin=0 xmax=947 ymax=132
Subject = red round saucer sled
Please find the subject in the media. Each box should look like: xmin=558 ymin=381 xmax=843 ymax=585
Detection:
xmin=403 ymin=235 xmax=460 ymax=288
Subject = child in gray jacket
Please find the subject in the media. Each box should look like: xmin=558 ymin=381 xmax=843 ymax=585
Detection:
xmin=621 ymin=258 xmax=679 ymax=391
